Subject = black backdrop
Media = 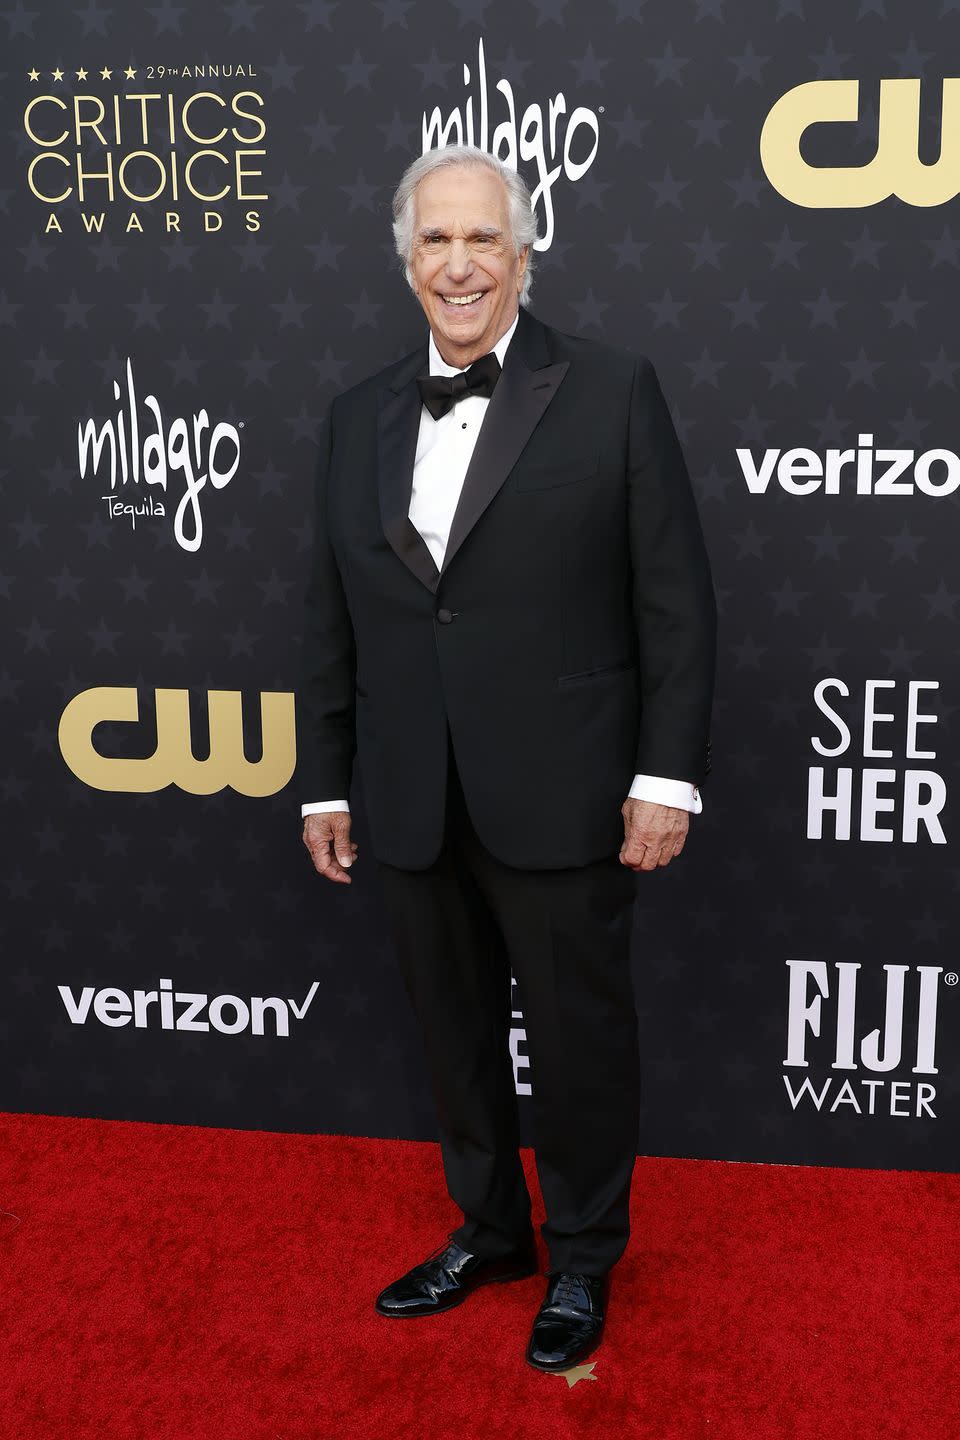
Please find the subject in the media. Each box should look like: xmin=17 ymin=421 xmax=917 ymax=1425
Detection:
xmin=4 ymin=0 xmax=958 ymax=1173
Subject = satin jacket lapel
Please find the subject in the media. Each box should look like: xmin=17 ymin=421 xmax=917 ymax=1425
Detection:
xmin=377 ymin=343 xmax=441 ymax=594
xmin=441 ymin=308 xmax=569 ymax=578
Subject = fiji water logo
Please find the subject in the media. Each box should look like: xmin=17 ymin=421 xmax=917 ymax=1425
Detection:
xmin=420 ymin=37 xmax=600 ymax=252
xmin=783 ymin=960 xmax=954 ymax=1119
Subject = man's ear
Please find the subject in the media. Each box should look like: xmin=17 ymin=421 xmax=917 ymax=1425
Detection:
xmin=517 ymin=245 xmax=529 ymax=290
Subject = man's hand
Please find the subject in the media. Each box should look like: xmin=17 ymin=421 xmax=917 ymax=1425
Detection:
xmin=620 ymin=797 xmax=690 ymax=872
xmin=303 ymin=812 xmax=358 ymax=885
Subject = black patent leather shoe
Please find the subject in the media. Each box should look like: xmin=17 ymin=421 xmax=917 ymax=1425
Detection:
xmin=374 ymin=1234 xmax=539 ymax=1318
xmin=525 ymin=1271 xmax=608 ymax=1371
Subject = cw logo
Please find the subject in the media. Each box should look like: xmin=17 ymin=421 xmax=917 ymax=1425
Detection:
xmin=58 ymin=687 xmax=295 ymax=796
xmin=761 ymin=77 xmax=960 ymax=208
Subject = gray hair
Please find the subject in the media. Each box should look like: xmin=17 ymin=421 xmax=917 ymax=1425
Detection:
xmin=391 ymin=144 xmax=539 ymax=306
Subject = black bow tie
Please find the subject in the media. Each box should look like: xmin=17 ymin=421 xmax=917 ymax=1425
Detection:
xmin=416 ymin=350 xmax=501 ymax=421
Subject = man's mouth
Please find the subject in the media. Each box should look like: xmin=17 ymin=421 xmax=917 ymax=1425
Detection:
xmin=439 ymin=291 xmax=486 ymax=308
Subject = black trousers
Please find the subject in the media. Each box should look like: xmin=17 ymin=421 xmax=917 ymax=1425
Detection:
xmin=375 ymin=722 xmax=641 ymax=1277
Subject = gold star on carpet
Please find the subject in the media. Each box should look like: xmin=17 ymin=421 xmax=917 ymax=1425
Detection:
xmin=52 ymin=67 xmax=64 ymax=81
xmin=100 ymin=65 xmax=112 ymax=79
xmin=558 ymin=1361 xmax=598 ymax=1388
xmin=28 ymin=67 xmax=40 ymax=81
xmin=124 ymin=65 xmax=136 ymax=79
xmin=76 ymin=67 xmax=88 ymax=80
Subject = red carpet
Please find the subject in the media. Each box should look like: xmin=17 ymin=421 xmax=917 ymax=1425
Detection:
xmin=1 ymin=1112 xmax=957 ymax=1440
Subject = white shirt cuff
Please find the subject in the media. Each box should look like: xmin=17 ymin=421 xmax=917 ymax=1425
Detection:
xmin=302 ymin=779 xmax=703 ymax=819
xmin=629 ymin=774 xmax=703 ymax=814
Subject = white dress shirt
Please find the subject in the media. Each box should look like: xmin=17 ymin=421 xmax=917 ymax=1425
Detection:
xmin=302 ymin=314 xmax=702 ymax=818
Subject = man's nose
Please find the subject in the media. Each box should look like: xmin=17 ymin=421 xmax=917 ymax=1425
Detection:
xmin=445 ymin=239 xmax=473 ymax=280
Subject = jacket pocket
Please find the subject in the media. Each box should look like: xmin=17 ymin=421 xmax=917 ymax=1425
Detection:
xmin=557 ymin=659 xmax=637 ymax=686
xmin=514 ymin=448 xmax=598 ymax=491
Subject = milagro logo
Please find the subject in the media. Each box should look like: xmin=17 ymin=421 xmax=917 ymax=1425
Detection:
xmin=783 ymin=960 xmax=953 ymax=1119
xmin=421 ymin=37 xmax=600 ymax=251
xmin=77 ymin=357 xmax=241 ymax=551
xmin=58 ymin=977 xmax=320 ymax=1037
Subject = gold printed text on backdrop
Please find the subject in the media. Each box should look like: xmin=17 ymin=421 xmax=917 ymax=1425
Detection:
xmin=761 ymin=78 xmax=960 ymax=208
xmin=58 ymin=687 xmax=295 ymax=796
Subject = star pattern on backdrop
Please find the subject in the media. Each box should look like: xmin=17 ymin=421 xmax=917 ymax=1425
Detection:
xmin=1 ymin=0 xmax=957 ymax=1175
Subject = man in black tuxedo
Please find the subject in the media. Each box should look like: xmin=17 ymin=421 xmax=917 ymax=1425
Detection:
xmin=298 ymin=145 xmax=716 ymax=1372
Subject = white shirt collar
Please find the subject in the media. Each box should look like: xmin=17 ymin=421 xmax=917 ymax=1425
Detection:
xmin=428 ymin=310 xmax=520 ymax=377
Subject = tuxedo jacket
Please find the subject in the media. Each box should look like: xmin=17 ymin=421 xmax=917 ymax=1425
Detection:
xmin=297 ymin=305 xmax=717 ymax=870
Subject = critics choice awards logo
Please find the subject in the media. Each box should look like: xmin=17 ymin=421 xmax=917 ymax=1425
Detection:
xmin=23 ymin=61 xmax=267 ymax=235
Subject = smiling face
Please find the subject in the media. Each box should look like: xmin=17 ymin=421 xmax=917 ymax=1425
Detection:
xmin=408 ymin=163 xmax=529 ymax=369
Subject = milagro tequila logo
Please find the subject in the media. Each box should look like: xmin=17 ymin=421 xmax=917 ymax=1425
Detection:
xmin=77 ymin=357 xmax=241 ymax=551
xmin=421 ymin=37 xmax=600 ymax=251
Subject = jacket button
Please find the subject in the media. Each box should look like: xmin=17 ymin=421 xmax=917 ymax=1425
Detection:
xmin=436 ymin=607 xmax=454 ymax=624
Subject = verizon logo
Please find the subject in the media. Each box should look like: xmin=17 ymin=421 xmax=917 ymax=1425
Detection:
xmin=738 ymin=436 xmax=960 ymax=497
xmin=57 ymin=977 xmax=320 ymax=1037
